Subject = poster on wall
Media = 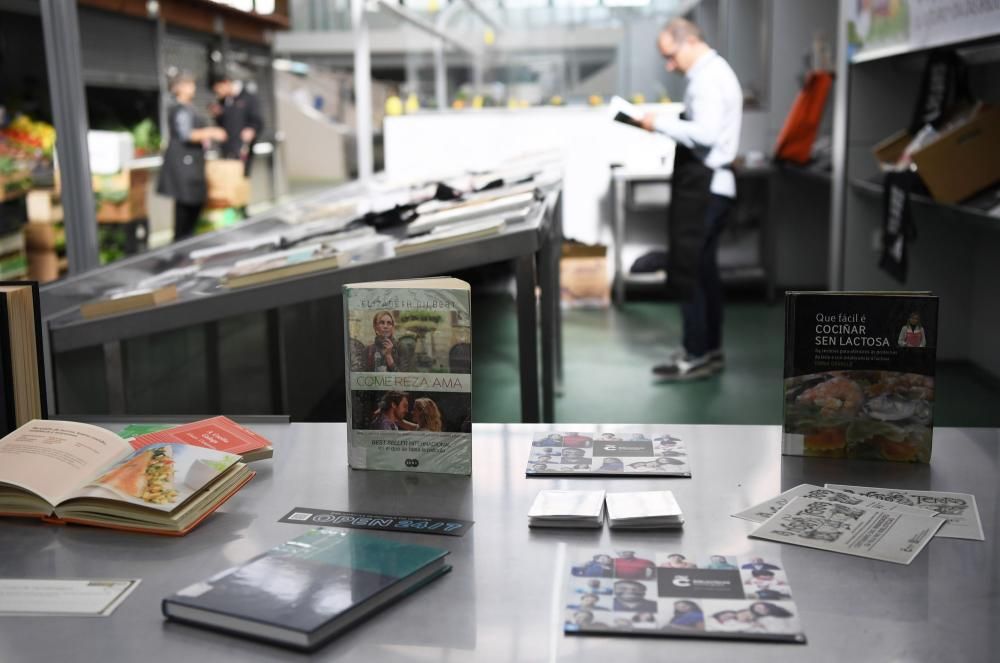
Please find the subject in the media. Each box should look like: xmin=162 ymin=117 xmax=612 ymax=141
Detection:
xmin=847 ymin=0 xmax=1000 ymax=62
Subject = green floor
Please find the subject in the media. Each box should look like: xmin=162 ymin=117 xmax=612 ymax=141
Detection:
xmin=471 ymin=294 xmax=1000 ymax=427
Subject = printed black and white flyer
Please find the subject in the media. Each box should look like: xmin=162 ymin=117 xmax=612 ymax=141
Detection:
xmin=750 ymin=497 xmax=943 ymax=564
xmin=825 ymin=485 xmax=984 ymax=540
xmin=732 ymin=483 xmax=936 ymax=523
xmin=564 ymin=549 xmax=806 ymax=643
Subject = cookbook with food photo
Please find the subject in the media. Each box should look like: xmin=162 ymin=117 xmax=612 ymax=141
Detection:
xmin=0 ymin=419 xmax=255 ymax=535
xmin=782 ymin=292 xmax=938 ymax=462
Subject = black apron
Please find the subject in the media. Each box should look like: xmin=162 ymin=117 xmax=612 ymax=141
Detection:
xmin=667 ymin=142 xmax=714 ymax=299
xmin=157 ymin=103 xmax=207 ymax=206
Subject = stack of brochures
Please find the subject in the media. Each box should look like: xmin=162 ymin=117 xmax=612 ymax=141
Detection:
xmin=528 ymin=489 xmax=605 ymax=528
xmin=732 ymin=483 xmax=983 ymax=564
xmin=605 ymin=491 xmax=684 ymax=530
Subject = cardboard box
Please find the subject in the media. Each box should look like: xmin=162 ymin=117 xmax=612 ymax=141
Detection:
xmin=88 ymin=130 xmax=134 ymax=175
xmin=27 ymin=250 xmax=66 ymax=283
xmin=560 ymin=242 xmax=610 ymax=309
xmin=26 ymin=189 xmax=62 ymax=223
xmin=94 ymin=169 xmax=148 ymax=223
xmin=24 ymin=222 xmax=64 ymax=251
xmin=873 ymin=104 xmax=1000 ymax=204
xmin=0 ymin=171 xmax=31 ymax=202
xmin=205 ymin=159 xmax=250 ymax=209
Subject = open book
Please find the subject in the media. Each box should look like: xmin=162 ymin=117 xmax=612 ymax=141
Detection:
xmin=609 ymin=95 xmax=644 ymax=129
xmin=0 ymin=419 xmax=255 ymax=535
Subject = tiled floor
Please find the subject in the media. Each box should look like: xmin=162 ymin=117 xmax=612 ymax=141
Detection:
xmin=472 ymin=294 xmax=1000 ymax=427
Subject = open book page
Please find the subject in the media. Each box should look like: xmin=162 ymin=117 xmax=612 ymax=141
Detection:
xmin=0 ymin=420 xmax=132 ymax=508
xmin=609 ymin=96 xmax=644 ymax=128
xmin=65 ymin=443 xmax=240 ymax=512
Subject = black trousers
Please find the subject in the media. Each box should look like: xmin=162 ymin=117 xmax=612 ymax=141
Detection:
xmin=681 ymin=194 xmax=734 ymax=358
xmin=174 ymin=202 xmax=202 ymax=242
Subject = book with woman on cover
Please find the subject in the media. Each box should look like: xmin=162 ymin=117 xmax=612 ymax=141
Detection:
xmin=0 ymin=419 xmax=255 ymax=535
xmin=343 ymin=278 xmax=471 ymax=475
xmin=783 ymin=291 xmax=937 ymax=462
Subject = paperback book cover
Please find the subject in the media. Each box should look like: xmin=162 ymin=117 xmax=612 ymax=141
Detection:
xmin=163 ymin=528 xmax=451 ymax=651
xmin=526 ymin=431 xmax=689 ymax=476
xmin=344 ymin=278 xmax=472 ymax=474
xmin=565 ymin=549 xmax=805 ymax=643
xmin=127 ymin=416 xmax=274 ymax=462
xmin=783 ymin=291 xmax=938 ymax=462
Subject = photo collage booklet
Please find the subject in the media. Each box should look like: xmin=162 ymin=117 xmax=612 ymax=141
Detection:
xmin=565 ymin=549 xmax=805 ymax=643
xmin=526 ymin=430 xmax=690 ymax=476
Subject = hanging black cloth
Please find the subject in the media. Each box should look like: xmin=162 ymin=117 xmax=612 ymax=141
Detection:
xmin=908 ymin=50 xmax=973 ymax=135
xmin=879 ymin=171 xmax=920 ymax=283
xmin=878 ymin=49 xmax=973 ymax=282
xmin=666 ymin=142 xmax=713 ymax=298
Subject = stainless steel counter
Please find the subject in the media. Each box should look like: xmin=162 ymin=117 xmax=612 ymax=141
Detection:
xmin=0 ymin=423 xmax=996 ymax=661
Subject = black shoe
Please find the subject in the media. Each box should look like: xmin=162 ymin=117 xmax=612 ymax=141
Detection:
xmin=652 ymin=353 xmax=723 ymax=381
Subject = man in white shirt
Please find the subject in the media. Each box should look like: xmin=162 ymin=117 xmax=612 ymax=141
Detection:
xmin=640 ymin=18 xmax=742 ymax=380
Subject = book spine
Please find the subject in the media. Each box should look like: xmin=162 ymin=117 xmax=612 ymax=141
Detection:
xmin=342 ymin=287 xmax=359 ymax=468
xmin=781 ymin=293 xmax=796 ymax=455
xmin=0 ymin=293 xmax=15 ymax=436
xmin=27 ymin=281 xmax=47 ymax=419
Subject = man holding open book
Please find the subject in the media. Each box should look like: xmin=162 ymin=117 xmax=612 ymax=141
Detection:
xmin=639 ymin=18 xmax=742 ymax=381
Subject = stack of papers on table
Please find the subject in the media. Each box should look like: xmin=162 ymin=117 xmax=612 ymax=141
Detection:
xmin=528 ymin=490 xmax=605 ymax=528
xmin=733 ymin=483 xmax=984 ymax=564
xmin=605 ymin=491 xmax=683 ymax=530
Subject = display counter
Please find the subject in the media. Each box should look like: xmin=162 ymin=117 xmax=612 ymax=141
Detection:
xmin=40 ymin=165 xmax=563 ymax=422
xmin=0 ymin=422 xmax=995 ymax=662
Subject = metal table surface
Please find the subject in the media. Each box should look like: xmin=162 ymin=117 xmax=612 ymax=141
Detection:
xmin=0 ymin=423 xmax=996 ymax=662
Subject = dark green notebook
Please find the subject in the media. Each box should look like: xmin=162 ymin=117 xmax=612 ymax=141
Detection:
xmin=162 ymin=528 xmax=451 ymax=650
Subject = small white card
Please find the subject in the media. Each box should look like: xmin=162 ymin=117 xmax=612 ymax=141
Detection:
xmin=0 ymin=578 xmax=140 ymax=616
xmin=825 ymin=484 xmax=984 ymax=541
xmin=732 ymin=484 xmax=936 ymax=524
xmin=750 ymin=498 xmax=943 ymax=565
xmin=529 ymin=489 xmax=606 ymax=519
xmin=606 ymin=490 xmax=682 ymax=526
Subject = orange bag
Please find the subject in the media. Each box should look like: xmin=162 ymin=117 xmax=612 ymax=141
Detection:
xmin=774 ymin=71 xmax=833 ymax=164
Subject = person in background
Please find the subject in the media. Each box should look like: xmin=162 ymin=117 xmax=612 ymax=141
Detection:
xmin=211 ymin=73 xmax=263 ymax=176
xmin=157 ymin=71 xmax=226 ymax=242
xmin=640 ymin=17 xmax=743 ymax=381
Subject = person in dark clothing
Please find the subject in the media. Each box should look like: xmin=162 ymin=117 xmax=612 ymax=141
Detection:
xmin=157 ymin=71 xmax=226 ymax=242
xmin=639 ymin=18 xmax=743 ymax=381
xmin=211 ymin=73 xmax=263 ymax=176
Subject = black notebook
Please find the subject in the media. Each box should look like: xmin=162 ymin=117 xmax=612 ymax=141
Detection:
xmin=162 ymin=528 xmax=451 ymax=651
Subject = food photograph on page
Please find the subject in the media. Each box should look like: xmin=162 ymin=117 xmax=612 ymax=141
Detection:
xmin=77 ymin=444 xmax=239 ymax=511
